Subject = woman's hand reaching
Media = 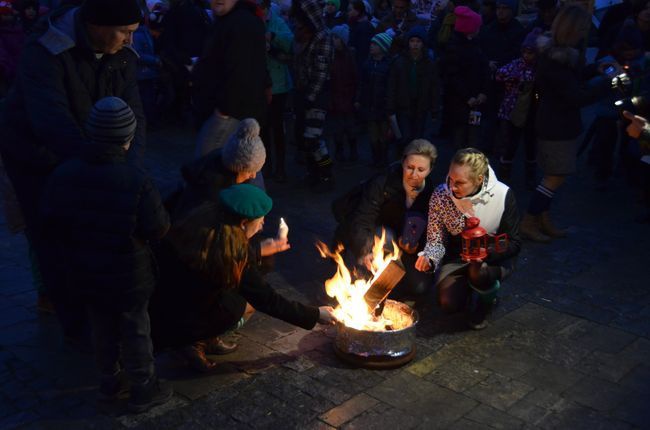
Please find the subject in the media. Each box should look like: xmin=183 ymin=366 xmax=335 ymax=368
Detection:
xmin=260 ymin=238 xmax=291 ymax=257
xmin=318 ymin=306 xmax=337 ymax=325
xmin=415 ymin=254 xmax=432 ymax=272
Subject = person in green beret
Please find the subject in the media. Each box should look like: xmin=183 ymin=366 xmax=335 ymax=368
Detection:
xmin=150 ymin=184 xmax=337 ymax=372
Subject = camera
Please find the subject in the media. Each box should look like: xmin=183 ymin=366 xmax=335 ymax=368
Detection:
xmin=615 ymin=94 xmax=650 ymax=117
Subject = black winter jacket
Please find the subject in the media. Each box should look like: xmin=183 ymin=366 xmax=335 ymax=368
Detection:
xmin=535 ymin=38 xmax=611 ymax=141
xmin=358 ymin=55 xmax=392 ymax=121
xmin=41 ymin=144 xmax=170 ymax=308
xmin=0 ymin=6 xmax=146 ymax=172
xmin=441 ymin=32 xmax=489 ymax=125
xmin=150 ymin=202 xmax=319 ymax=349
xmin=159 ymin=0 xmax=212 ymax=71
xmin=192 ymin=0 xmax=269 ymax=125
xmin=338 ymin=163 xmax=434 ymax=257
xmin=387 ymin=54 xmax=440 ymax=117
xmin=479 ymin=19 xmax=526 ymax=68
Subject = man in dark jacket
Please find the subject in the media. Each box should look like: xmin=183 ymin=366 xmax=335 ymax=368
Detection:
xmin=193 ymin=0 xmax=271 ymax=157
xmin=0 ymin=0 xmax=146 ymax=340
xmin=291 ymin=0 xmax=335 ymax=192
xmin=41 ymin=97 xmax=171 ymax=413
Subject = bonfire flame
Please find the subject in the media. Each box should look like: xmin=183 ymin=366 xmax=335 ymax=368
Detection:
xmin=316 ymin=230 xmax=401 ymax=331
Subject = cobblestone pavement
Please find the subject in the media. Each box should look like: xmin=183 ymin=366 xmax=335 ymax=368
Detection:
xmin=1 ymin=122 xmax=648 ymax=430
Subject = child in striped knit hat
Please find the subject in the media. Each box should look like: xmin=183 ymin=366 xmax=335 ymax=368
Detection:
xmin=357 ymin=32 xmax=393 ymax=167
xmin=41 ymin=97 xmax=173 ymax=413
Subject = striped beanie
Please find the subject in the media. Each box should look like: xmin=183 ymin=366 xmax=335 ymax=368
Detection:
xmin=85 ymin=97 xmax=137 ymax=146
xmin=371 ymin=32 xmax=393 ymax=54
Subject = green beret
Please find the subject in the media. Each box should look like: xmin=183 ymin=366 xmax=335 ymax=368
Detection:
xmin=219 ymin=184 xmax=273 ymax=219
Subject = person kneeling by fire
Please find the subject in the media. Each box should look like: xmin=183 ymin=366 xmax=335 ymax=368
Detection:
xmin=332 ymin=139 xmax=438 ymax=298
xmin=149 ymin=184 xmax=336 ymax=372
xmin=416 ymin=148 xmax=521 ymax=329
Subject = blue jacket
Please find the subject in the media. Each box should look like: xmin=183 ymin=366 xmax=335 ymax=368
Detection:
xmin=133 ymin=25 xmax=161 ymax=81
xmin=0 ymin=6 xmax=146 ymax=171
xmin=358 ymin=54 xmax=391 ymax=120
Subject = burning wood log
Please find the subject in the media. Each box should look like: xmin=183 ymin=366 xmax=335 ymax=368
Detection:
xmin=363 ymin=259 xmax=406 ymax=316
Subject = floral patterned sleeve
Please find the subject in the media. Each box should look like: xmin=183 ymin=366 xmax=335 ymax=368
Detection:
xmin=422 ymin=186 xmax=449 ymax=270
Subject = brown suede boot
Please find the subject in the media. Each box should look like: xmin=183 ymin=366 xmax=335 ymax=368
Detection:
xmin=520 ymin=214 xmax=551 ymax=243
xmin=178 ymin=342 xmax=217 ymax=373
xmin=540 ymin=211 xmax=567 ymax=238
xmin=204 ymin=337 xmax=238 ymax=355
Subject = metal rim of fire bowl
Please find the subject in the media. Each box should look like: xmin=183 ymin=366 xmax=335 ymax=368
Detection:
xmin=332 ymin=343 xmax=417 ymax=369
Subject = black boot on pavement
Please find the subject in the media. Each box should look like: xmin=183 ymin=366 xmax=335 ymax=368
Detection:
xmin=128 ymin=376 xmax=173 ymax=413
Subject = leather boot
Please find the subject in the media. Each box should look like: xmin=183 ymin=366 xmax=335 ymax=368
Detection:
xmin=178 ymin=342 xmax=217 ymax=373
xmin=520 ymin=214 xmax=551 ymax=243
xmin=204 ymin=337 xmax=238 ymax=355
xmin=540 ymin=211 xmax=567 ymax=238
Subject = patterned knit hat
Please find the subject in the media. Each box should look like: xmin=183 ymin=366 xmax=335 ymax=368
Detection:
xmin=85 ymin=97 xmax=137 ymax=145
xmin=81 ymin=0 xmax=142 ymax=26
xmin=222 ymin=118 xmax=266 ymax=173
xmin=371 ymin=32 xmax=393 ymax=54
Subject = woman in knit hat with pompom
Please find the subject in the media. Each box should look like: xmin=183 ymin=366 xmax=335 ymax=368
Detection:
xmin=150 ymin=184 xmax=337 ymax=372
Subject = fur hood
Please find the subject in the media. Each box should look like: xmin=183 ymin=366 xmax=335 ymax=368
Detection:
xmin=536 ymin=31 xmax=582 ymax=67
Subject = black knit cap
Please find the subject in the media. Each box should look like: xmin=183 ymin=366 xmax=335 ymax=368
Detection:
xmin=80 ymin=0 xmax=142 ymax=26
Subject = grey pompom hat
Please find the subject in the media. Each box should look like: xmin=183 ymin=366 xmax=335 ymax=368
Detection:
xmin=222 ymin=118 xmax=266 ymax=173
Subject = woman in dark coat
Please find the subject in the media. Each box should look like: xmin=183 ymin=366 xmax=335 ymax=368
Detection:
xmin=151 ymin=184 xmax=336 ymax=372
xmin=519 ymin=4 xmax=614 ymax=242
xmin=334 ymin=139 xmax=438 ymax=297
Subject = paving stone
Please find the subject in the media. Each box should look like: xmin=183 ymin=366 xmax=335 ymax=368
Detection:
xmin=367 ymin=372 xmax=477 ymax=427
xmin=341 ymin=405 xmax=421 ymax=430
xmin=504 ymin=303 xmax=582 ymax=334
xmin=563 ymin=376 xmax=628 ymax=412
xmin=464 ymin=374 xmax=533 ymax=412
xmin=238 ymin=313 xmax=298 ymax=345
xmin=303 ymin=419 xmax=337 ymax=430
xmin=618 ymin=365 xmax=650 ymax=395
xmin=446 ymin=418 xmax=492 ymax=430
xmin=405 ymin=348 xmax=457 ymax=377
xmin=577 ymin=349 xmax=643 ymax=383
xmin=478 ymin=348 xmax=545 ymax=379
xmin=423 ymin=360 xmax=491 ymax=393
xmin=612 ymin=393 xmax=650 ymax=428
xmin=267 ymin=330 xmax=330 ymax=357
xmin=517 ymin=361 xmax=584 ymax=393
xmin=319 ymin=393 xmax=380 ymax=427
xmin=464 ymin=404 xmax=525 ymax=429
xmin=170 ymin=363 xmax=249 ymax=401
xmin=0 ymin=410 xmax=39 ymax=429
xmin=506 ymin=398 xmax=552 ymax=426
xmin=567 ymin=323 xmax=637 ymax=354
xmin=537 ymin=402 xmax=632 ymax=430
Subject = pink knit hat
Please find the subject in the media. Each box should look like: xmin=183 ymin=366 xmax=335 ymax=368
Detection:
xmin=454 ymin=6 xmax=482 ymax=35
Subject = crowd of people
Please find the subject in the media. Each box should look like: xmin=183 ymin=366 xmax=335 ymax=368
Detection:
xmin=1 ymin=0 xmax=650 ymax=415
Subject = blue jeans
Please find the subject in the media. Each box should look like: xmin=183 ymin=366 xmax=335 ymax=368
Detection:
xmin=195 ymin=112 xmax=240 ymax=158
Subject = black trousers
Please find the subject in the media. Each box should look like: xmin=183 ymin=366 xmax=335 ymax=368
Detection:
xmin=87 ymin=299 xmax=155 ymax=384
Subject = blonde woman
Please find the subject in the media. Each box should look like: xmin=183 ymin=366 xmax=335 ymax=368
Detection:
xmin=416 ymin=148 xmax=521 ymax=329
xmin=520 ymin=4 xmax=615 ymax=241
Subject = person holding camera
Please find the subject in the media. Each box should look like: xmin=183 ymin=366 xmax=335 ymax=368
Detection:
xmin=520 ymin=4 xmax=618 ymax=242
xmin=623 ymin=110 xmax=650 ymax=223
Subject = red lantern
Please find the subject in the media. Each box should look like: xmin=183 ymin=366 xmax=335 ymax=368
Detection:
xmin=460 ymin=217 xmax=509 ymax=263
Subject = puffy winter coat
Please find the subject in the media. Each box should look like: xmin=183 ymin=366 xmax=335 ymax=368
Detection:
xmin=0 ymin=6 xmax=146 ymax=172
xmin=41 ymin=144 xmax=170 ymax=308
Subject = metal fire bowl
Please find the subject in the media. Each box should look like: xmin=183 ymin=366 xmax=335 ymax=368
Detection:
xmin=333 ymin=300 xmax=419 ymax=369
